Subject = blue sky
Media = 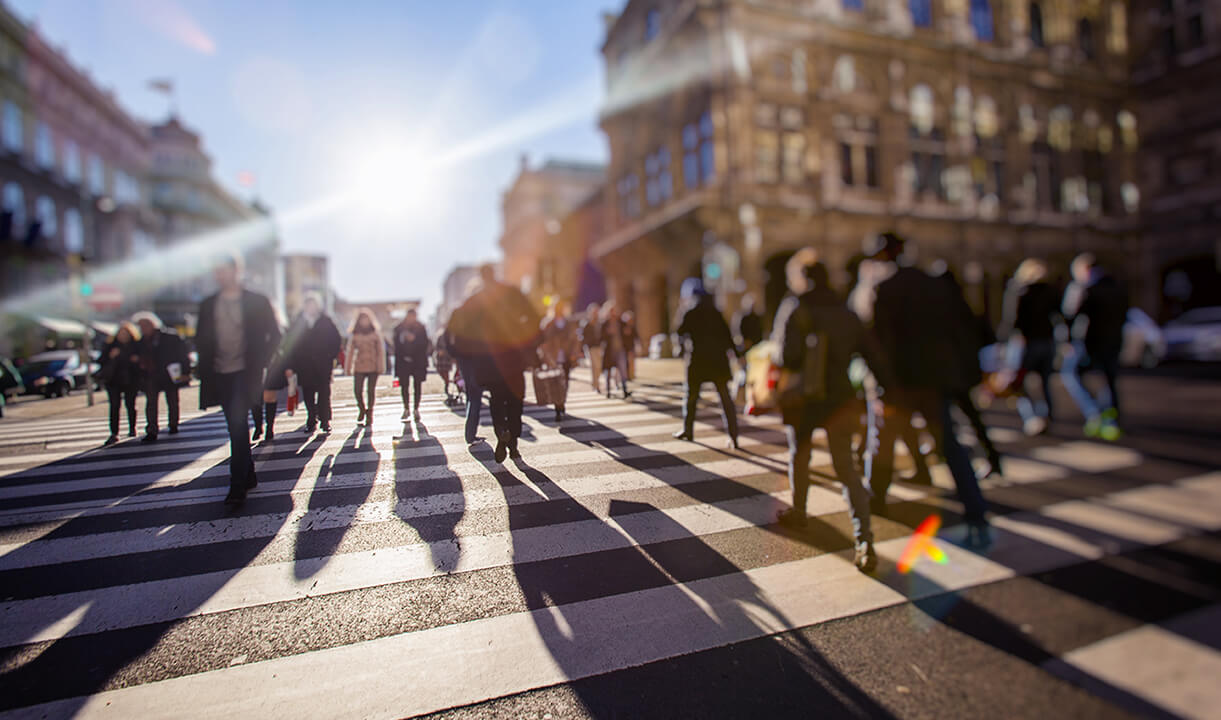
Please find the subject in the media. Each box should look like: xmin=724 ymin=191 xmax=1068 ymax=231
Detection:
xmin=10 ymin=0 xmax=613 ymax=314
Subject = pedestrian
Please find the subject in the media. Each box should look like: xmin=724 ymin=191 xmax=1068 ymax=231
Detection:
xmin=773 ymin=249 xmax=890 ymax=573
xmin=623 ymin=310 xmax=640 ymax=380
xmin=540 ymin=299 xmax=580 ymax=421
xmin=732 ymin=293 xmax=765 ymax=355
xmin=100 ymin=321 xmax=142 ymax=446
xmin=579 ymin=302 xmax=604 ymax=393
xmin=673 ymin=278 xmax=739 ymax=449
xmin=392 ymin=307 xmax=430 ymax=425
xmin=132 ymin=312 xmax=188 ymax=443
xmin=1061 ymin=253 xmax=1128 ymax=440
xmin=1000 ymin=258 xmax=1062 ymax=435
xmin=345 ymin=308 xmax=386 ymax=429
xmin=858 ymin=231 xmax=991 ymax=548
xmin=447 ymin=278 xmax=487 ymax=446
xmin=195 ymin=253 xmax=281 ymax=508
xmin=251 ymin=305 xmax=288 ymax=443
xmin=599 ymin=301 xmax=632 ymax=399
xmin=434 ymin=329 xmax=457 ymax=405
xmin=449 ymin=264 xmax=540 ymax=463
xmin=282 ymin=292 xmax=341 ymax=435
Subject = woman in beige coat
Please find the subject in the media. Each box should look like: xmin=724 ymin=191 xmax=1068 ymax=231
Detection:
xmin=344 ymin=308 xmax=386 ymax=427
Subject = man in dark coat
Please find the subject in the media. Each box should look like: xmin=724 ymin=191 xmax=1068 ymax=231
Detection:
xmin=673 ymin=278 xmax=739 ymax=448
xmin=134 ymin=312 xmax=189 ymax=442
xmin=195 ymin=254 xmax=281 ymax=508
xmin=731 ymin=293 xmax=765 ymax=355
xmin=449 ymin=265 xmax=540 ymax=463
xmin=860 ymin=232 xmax=991 ymax=547
xmin=284 ymin=293 xmax=341 ymax=434
xmin=1061 ymin=253 xmax=1128 ymax=439
xmin=999 ymin=258 xmax=1062 ymax=435
xmin=773 ymin=251 xmax=890 ymax=573
xmin=393 ymin=307 xmax=431 ymax=424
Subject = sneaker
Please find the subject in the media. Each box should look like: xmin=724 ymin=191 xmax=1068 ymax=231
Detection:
xmin=727 ymin=436 xmax=740 ymax=451
xmin=494 ymin=430 xmax=509 ymax=463
xmin=776 ymin=508 xmax=808 ymax=529
xmin=320 ymin=423 xmax=331 ymax=434
xmin=854 ymin=542 xmax=878 ymax=574
xmin=1099 ymin=423 xmax=1122 ymax=442
xmin=986 ymin=453 xmax=1003 ymax=478
xmin=1083 ymin=416 xmax=1103 ymax=438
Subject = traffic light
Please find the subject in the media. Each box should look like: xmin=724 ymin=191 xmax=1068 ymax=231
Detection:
xmin=705 ymin=263 xmax=722 ymax=280
xmin=80 ymin=282 xmax=93 ymax=297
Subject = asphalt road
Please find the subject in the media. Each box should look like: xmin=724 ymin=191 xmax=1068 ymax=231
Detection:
xmin=0 ymin=362 xmax=1217 ymax=719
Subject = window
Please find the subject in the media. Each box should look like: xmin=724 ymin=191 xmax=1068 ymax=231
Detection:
xmin=832 ymin=56 xmax=856 ymax=93
xmin=910 ymin=85 xmax=935 ymax=134
xmin=864 ymin=145 xmax=878 ymax=188
xmin=756 ymin=132 xmax=780 ymax=184
xmin=2 ymin=181 xmax=24 ymax=230
xmin=1030 ymin=2 xmax=1045 ymax=48
xmin=911 ymin=127 xmax=947 ymax=199
xmin=3 ymin=100 xmax=22 ymax=152
xmin=1117 ymin=110 xmax=1138 ymax=149
xmin=1107 ymin=3 xmax=1128 ymax=53
xmin=970 ymin=0 xmax=994 ymax=41
xmin=617 ymin=174 xmax=640 ymax=219
xmin=840 ymin=142 xmax=854 ymax=186
xmin=63 ymin=139 xmax=81 ymax=183
xmin=911 ymin=0 xmax=933 ymax=28
xmin=1078 ymin=18 xmax=1095 ymax=59
xmin=644 ymin=8 xmax=661 ymax=41
xmin=645 ymin=145 xmax=672 ymax=206
xmin=683 ymin=114 xmax=715 ymax=188
xmin=839 ymin=116 xmax=880 ymax=189
xmin=843 ymin=0 xmax=863 ymax=11
xmin=1030 ymin=141 xmax=1063 ymax=211
xmin=698 ymin=112 xmax=715 ymax=184
xmin=63 ymin=208 xmax=83 ymax=254
xmin=35 ymin=196 xmax=56 ymax=239
xmin=972 ymin=135 xmax=1006 ymax=204
xmin=1083 ymin=149 xmax=1112 ymax=215
xmin=87 ymin=154 xmax=105 ymax=195
xmin=34 ymin=121 xmax=54 ymax=170
xmin=791 ymin=49 xmax=808 ymax=94
xmin=783 ymin=131 xmax=806 ymax=184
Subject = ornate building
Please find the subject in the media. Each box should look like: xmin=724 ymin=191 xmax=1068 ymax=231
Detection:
xmin=594 ymin=0 xmax=1143 ymax=341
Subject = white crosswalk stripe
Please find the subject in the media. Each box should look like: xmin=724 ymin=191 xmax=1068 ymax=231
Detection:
xmin=0 ymin=383 xmax=1217 ymax=719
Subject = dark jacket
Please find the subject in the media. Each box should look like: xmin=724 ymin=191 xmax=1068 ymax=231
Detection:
xmin=675 ymin=296 xmax=735 ymax=383
xmin=774 ymin=286 xmax=889 ymax=428
xmin=196 ymin=289 xmax=281 ymax=410
xmin=578 ymin=315 xmax=602 ymax=349
xmin=1001 ymin=280 xmax=1062 ymax=343
xmin=393 ymin=320 xmax=431 ymax=380
xmin=139 ymin=329 xmax=189 ymax=389
xmin=1063 ymin=273 xmax=1128 ymax=358
xmin=287 ymin=314 xmax=341 ymax=387
xmin=732 ymin=309 xmax=765 ymax=353
xmin=540 ymin=316 xmax=580 ymax=369
xmin=102 ymin=339 xmax=142 ymax=391
xmin=450 ymin=281 xmax=540 ymax=384
xmin=871 ymin=265 xmax=976 ymax=393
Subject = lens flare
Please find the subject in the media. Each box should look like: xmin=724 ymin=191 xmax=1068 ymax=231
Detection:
xmin=897 ymin=514 xmax=948 ymax=574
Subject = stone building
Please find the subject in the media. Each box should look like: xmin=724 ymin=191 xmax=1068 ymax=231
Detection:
xmin=1128 ymin=0 xmax=1221 ymax=319
xmin=593 ymin=0 xmax=1143 ymax=341
xmin=0 ymin=3 xmax=156 ymax=333
xmin=499 ymin=155 xmax=605 ymax=308
xmin=546 ymin=187 xmax=610 ymax=312
xmin=437 ymin=263 xmax=481 ymax=327
xmin=281 ymin=253 xmax=330 ymax=322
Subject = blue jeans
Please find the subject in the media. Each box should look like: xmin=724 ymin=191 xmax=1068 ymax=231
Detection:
xmin=459 ymin=359 xmax=482 ymax=443
xmin=1060 ymin=342 xmax=1120 ymax=421
xmin=937 ymin=396 xmax=988 ymax=525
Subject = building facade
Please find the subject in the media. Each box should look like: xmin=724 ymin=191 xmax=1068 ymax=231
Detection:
xmin=594 ymin=0 xmax=1143 ymax=342
xmin=281 ymin=253 xmax=330 ymax=322
xmin=146 ymin=116 xmax=278 ymax=326
xmin=437 ymin=263 xmax=481 ymax=328
xmin=0 ymin=3 xmax=156 ymax=326
xmin=1128 ymin=0 xmax=1221 ymax=319
xmin=499 ymin=155 xmax=605 ymax=308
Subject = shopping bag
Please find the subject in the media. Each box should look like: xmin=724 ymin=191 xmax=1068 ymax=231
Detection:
xmin=533 ymin=367 xmax=566 ymax=406
xmin=286 ymin=373 xmax=299 ymax=415
xmin=743 ymin=341 xmax=781 ymax=415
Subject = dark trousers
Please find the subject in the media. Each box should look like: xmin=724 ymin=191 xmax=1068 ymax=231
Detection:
xmin=788 ymin=408 xmax=872 ymax=545
xmin=144 ymin=382 xmax=180 ymax=436
xmin=485 ymin=370 xmax=525 ymax=443
xmin=302 ymin=382 xmax=332 ymax=427
xmin=682 ymin=372 xmax=738 ymax=440
xmin=107 ymin=385 xmax=138 ymax=436
xmin=354 ymin=372 xmax=378 ymax=417
xmin=216 ymin=371 xmax=255 ymax=496
xmin=1021 ymin=339 xmax=1057 ymax=421
xmin=951 ymin=389 xmax=999 ymax=464
xmin=871 ymin=390 xmax=988 ymax=525
xmin=459 ymin=359 xmax=483 ymax=443
xmin=399 ymin=374 xmax=422 ymax=413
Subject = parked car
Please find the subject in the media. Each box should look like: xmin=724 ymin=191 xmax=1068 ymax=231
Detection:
xmin=0 ymin=356 xmax=23 ymax=399
xmin=18 ymin=351 xmax=100 ymax=398
xmin=1163 ymin=306 xmax=1221 ymax=362
xmin=1121 ymin=308 xmax=1167 ymax=368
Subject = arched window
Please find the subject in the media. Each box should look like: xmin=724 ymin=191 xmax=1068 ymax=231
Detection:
xmin=35 ymin=195 xmax=56 ymax=239
xmin=2 ymin=100 xmax=22 ymax=152
xmin=63 ymin=207 xmax=83 ymax=254
xmin=1078 ymin=18 xmax=1095 ymax=59
xmin=832 ymin=56 xmax=856 ymax=92
xmin=970 ymin=0 xmax=995 ymax=41
xmin=2 ymin=181 xmax=24 ymax=230
xmin=910 ymin=0 xmax=933 ymax=27
xmin=910 ymin=85 xmax=935 ymax=134
xmin=1030 ymin=2 xmax=1045 ymax=48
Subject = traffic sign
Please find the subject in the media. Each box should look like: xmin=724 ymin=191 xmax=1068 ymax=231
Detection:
xmin=86 ymin=283 xmax=123 ymax=311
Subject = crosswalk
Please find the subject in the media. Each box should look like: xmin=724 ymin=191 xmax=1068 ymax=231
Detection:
xmin=0 ymin=379 xmax=1218 ymax=719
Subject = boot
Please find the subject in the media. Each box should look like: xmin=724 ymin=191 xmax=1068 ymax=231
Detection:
xmin=264 ymin=402 xmax=277 ymax=441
